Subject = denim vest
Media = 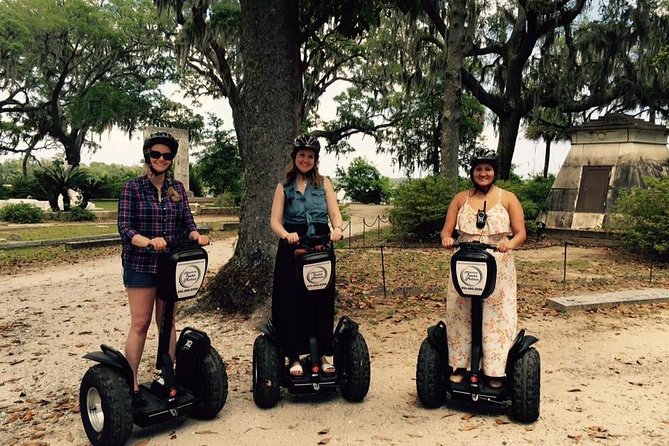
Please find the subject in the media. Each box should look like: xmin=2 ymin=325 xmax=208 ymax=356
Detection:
xmin=283 ymin=180 xmax=328 ymax=235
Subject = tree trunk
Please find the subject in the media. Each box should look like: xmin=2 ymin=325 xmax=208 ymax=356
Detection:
xmin=61 ymin=189 xmax=71 ymax=211
xmin=440 ymin=0 xmax=466 ymax=178
xmin=496 ymin=113 xmax=522 ymax=180
xmin=204 ymin=0 xmax=302 ymax=313
xmin=543 ymin=137 xmax=553 ymax=179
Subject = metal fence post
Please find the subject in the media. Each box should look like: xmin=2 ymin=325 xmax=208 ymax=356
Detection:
xmin=563 ymin=241 xmax=568 ymax=288
xmin=380 ymin=244 xmax=387 ymax=299
xmin=362 ymin=218 xmax=366 ymax=247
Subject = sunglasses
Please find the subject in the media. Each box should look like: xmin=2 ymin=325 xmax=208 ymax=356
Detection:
xmin=149 ymin=150 xmax=175 ymax=161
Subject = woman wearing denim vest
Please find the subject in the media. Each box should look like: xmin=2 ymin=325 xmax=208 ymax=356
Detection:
xmin=270 ymin=135 xmax=344 ymax=377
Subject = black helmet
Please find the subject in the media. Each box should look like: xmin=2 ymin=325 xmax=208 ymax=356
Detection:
xmin=469 ymin=148 xmax=500 ymax=173
xmin=291 ymin=134 xmax=321 ymax=159
xmin=469 ymin=149 xmax=500 ymax=191
xmin=143 ymin=132 xmax=179 ymax=163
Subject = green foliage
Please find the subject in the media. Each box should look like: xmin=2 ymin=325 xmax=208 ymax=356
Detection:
xmin=497 ymin=175 xmax=555 ymax=234
xmin=389 ymin=175 xmax=466 ymax=241
xmin=0 ymin=0 xmax=181 ymax=165
xmin=65 ymin=206 xmax=97 ymax=222
xmin=87 ymin=162 xmax=142 ymax=198
xmin=335 ymin=157 xmax=392 ymax=204
xmin=189 ymin=163 xmax=204 ymax=197
xmin=389 ymin=174 xmax=553 ymax=241
xmin=325 ymin=10 xmax=486 ymax=175
xmin=213 ymin=192 xmax=238 ymax=207
xmin=605 ymin=176 xmax=669 ymax=259
xmin=0 ymin=202 xmax=44 ymax=223
xmin=193 ymin=119 xmax=243 ymax=201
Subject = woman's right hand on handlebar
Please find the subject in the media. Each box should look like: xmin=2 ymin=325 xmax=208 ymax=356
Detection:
xmin=284 ymin=232 xmax=300 ymax=244
xmin=147 ymin=237 xmax=167 ymax=251
xmin=441 ymin=236 xmax=455 ymax=249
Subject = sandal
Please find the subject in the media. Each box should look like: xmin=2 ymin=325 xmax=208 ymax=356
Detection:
xmin=289 ymin=360 xmax=304 ymax=377
xmin=449 ymin=368 xmax=466 ymax=383
xmin=320 ymin=356 xmax=336 ymax=375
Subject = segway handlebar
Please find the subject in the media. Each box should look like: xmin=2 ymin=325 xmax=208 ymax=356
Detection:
xmin=145 ymin=239 xmax=207 ymax=252
xmin=452 ymin=241 xmax=498 ymax=251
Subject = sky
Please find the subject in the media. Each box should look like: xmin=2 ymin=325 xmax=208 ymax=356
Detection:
xmin=1 ymin=84 xmax=571 ymax=180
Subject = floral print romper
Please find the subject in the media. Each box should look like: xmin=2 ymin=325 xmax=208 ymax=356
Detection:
xmin=446 ymin=188 xmax=517 ymax=378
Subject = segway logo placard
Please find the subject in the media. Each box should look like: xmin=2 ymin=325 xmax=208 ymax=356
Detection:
xmin=302 ymin=260 xmax=332 ymax=291
xmin=175 ymin=259 xmax=207 ymax=298
xmin=455 ymin=261 xmax=487 ymax=296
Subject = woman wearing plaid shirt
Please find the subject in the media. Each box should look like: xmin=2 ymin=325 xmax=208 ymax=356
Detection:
xmin=117 ymin=132 xmax=209 ymax=401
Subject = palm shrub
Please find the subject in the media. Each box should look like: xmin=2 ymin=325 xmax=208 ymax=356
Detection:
xmin=33 ymin=162 xmax=89 ymax=211
xmin=605 ymin=176 xmax=669 ymax=260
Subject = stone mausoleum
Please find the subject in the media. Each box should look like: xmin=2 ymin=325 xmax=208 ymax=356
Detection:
xmin=543 ymin=114 xmax=669 ymax=231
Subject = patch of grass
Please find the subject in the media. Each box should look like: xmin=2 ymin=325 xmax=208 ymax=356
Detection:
xmin=0 ymin=224 xmax=118 ymax=241
xmin=0 ymin=245 xmax=120 ymax=274
xmin=91 ymin=200 xmax=118 ymax=211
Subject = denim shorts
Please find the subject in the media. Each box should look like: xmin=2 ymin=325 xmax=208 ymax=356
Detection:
xmin=123 ymin=268 xmax=158 ymax=288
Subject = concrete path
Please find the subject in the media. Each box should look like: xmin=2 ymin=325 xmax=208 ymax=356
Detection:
xmin=547 ymin=287 xmax=669 ymax=311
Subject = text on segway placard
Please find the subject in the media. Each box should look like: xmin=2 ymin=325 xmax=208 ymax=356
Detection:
xmin=454 ymin=260 xmax=488 ymax=296
xmin=302 ymin=260 xmax=332 ymax=291
xmin=175 ymin=259 xmax=207 ymax=298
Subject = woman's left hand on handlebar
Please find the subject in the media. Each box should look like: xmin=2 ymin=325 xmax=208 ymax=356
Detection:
xmin=330 ymin=227 xmax=343 ymax=242
xmin=193 ymin=234 xmax=210 ymax=246
xmin=496 ymin=240 xmax=511 ymax=252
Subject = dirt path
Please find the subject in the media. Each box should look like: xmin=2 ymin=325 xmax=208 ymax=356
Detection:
xmin=1 ymin=241 xmax=668 ymax=446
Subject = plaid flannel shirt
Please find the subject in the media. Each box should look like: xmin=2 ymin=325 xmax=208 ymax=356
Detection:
xmin=118 ymin=176 xmax=197 ymax=273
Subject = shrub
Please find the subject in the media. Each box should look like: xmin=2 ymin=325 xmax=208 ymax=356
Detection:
xmin=0 ymin=203 xmax=44 ymax=223
xmin=336 ymin=157 xmax=393 ymax=204
xmin=605 ymin=176 xmax=669 ymax=259
xmin=66 ymin=206 xmax=97 ymax=222
xmin=498 ymin=175 xmax=554 ymax=234
xmin=390 ymin=175 xmax=465 ymax=241
xmin=213 ymin=192 xmax=238 ymax=207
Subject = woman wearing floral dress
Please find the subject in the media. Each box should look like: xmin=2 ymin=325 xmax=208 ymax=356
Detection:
xmin=439 ymin=150 xmax=526 ymax=388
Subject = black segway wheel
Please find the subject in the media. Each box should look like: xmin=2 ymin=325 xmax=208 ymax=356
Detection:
xmin=80 ymin=364 xmax=133 ymax=446
xmin=416 ymin=338 xmax=448 ymax=408
xmin=252 ymin=335 xmax=282 ymax=408
xmin=339 ymin=332 xmax=371 ymax=402
xmin=190 ymin=347 xmax=228 ymax=419
xmin=511 ymin=347 xmax=541 ymax=423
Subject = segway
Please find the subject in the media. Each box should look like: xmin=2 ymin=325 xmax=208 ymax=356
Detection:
xmin=252 ymin=234 xmax=371 ymax=408
xmin=416 ymin=241 xmax=540 ymax=422
xmin=80 ymin=240 xmax=228 ymax=446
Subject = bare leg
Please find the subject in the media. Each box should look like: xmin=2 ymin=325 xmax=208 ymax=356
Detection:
xmin=155 ymin=298 xmax=177 ymax=363
xmin=124 ymin=287 xmax=156 ymax=392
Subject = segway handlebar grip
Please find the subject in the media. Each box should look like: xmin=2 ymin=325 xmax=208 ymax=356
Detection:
xmin=452 ymin=241 xmax=497 ymax=251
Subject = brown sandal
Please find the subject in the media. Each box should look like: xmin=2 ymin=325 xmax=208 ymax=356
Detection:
xmin=449 ymin=368 xmax=466 ymax=383
xmin=289 ymin=360 xmax=304 ymax=377
xmin=320 ymin=356 xmax=336 ymax=375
